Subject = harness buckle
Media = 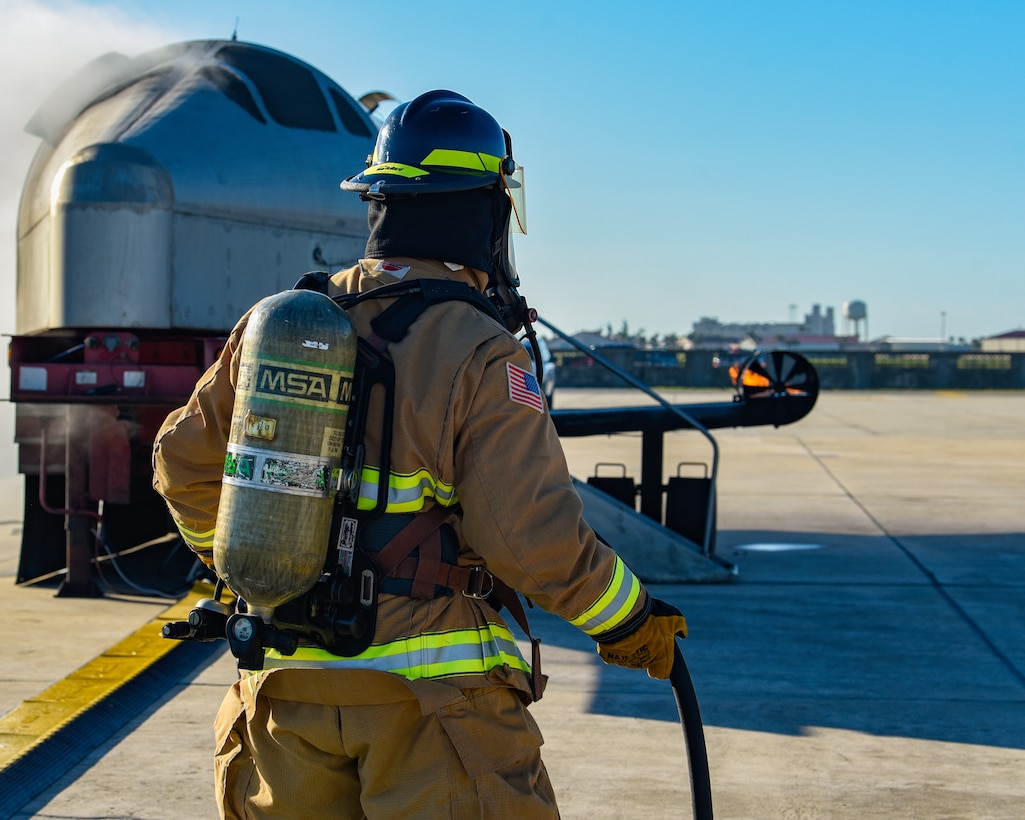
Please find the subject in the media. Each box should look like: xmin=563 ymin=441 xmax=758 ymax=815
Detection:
xmin=462 ymin=566 xmax=494 ymax=600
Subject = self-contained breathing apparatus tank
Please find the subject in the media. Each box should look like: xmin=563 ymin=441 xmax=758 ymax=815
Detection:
xmin=166 ymin=278 xmax=507 ymax=669
xmin=213 ymin=289 xmax=357 ymax=621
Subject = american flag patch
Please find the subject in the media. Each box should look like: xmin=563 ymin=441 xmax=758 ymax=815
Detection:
xmin=507 ymin=361 xmax=544 ymax=413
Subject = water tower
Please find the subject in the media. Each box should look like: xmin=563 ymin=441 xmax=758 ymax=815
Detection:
xmin=843 ymin=300 xmax=868 ymax=341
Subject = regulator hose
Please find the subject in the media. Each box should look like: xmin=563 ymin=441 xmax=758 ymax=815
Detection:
xmin=670 ymin=643 xmax=713 ymax=819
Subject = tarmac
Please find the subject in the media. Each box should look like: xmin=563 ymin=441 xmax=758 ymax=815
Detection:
xmin=1 ymin=388 xmax=1024 ymax=819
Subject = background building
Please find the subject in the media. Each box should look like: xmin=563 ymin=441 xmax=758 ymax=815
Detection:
xmin=981 ymin=330 xmax=1025 ymax=353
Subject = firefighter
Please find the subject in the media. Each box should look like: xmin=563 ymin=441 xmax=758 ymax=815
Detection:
xmin=152 ymin=90 xmax=687 ymax=819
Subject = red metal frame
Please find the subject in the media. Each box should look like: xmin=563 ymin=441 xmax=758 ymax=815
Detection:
xmin=8 ymin=331 xmax=224 ymax=594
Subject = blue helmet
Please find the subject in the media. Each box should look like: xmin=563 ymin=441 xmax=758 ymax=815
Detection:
xmin=340 ymin=90 xmax=514 ymax=198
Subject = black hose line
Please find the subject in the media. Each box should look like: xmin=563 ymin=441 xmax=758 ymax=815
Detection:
xmin=670 ymin=643 xmax=713 ymax=819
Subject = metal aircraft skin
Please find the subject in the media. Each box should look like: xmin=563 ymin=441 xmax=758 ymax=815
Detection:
xmin=17 ymin=39 xmax=377 ymax=337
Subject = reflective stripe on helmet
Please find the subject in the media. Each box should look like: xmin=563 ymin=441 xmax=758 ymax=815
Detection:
xmin=569 ymin=556 xmax=643 ymax=636
xmin=356 ymin=465 xmax=458 ymax=513
xmin=260 ymin=621 xmax=530 ymax=678
xmin=363 ymin=162 xmax=428 ymax=178
xmin=420 ymin=149 xmax=502 ymax=174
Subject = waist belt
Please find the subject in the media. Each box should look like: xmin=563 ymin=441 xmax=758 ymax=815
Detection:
xmin=367 ymin=504 xmax=547 ymax=701
xmin=368 ymin=506 xmax=468 ymax=600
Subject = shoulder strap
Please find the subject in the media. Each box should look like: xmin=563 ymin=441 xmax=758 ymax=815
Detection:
xmin=292 ymin=270 xmax=332 ymax=292
xmin=330 ymin=278 xmax=502 ymax=519
xmin=339 ymin=279 xmax=504 ymax=350
xmin=294 ymin=270 xmax=505 ymax=339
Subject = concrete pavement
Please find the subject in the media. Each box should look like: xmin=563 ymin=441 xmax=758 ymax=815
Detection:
xmin=2 ymin=389 xmax=1023 ymax=818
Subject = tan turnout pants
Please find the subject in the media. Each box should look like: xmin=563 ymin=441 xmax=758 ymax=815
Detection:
xmin=214 ymin=668 xmax=559 ymax=819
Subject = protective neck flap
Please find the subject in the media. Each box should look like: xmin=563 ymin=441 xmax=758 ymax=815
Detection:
xmin=365 ymin=189 xmax=496 ymax=273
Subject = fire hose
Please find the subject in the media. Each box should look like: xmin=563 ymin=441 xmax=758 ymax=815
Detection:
xmin=671 ymin=642 xmax=713 ymax=819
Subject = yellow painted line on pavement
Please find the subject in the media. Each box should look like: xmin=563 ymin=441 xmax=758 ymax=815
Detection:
xmin=0 ymin=584 xmax=211 ymax=770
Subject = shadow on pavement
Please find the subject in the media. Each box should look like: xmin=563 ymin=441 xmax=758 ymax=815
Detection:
xmin=526 ymin=528 xmax=1025 ymax=752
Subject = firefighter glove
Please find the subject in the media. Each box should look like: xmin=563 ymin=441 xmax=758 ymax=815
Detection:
xmin=596 ymin=597 xmax=688 ymax=680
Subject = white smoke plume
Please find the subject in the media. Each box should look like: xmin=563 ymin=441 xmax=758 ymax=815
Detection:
xmin=0 ymin=0 xmax=172 ymax=477
xmin=0 ymin=0 xmax=171 ymax=331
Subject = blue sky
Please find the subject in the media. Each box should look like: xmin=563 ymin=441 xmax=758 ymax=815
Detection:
xmin=2 ymin=0 xmax=1023 ymax=342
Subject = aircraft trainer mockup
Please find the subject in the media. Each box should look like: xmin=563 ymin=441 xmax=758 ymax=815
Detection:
xmin=7 ymin=39 xmax=817 ymax=596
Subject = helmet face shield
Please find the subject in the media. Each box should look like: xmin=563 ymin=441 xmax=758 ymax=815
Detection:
xmin=501 ymin=215 xmax=520 ymax=287
xmin=503 ymin=164 xmax=527 ymax=235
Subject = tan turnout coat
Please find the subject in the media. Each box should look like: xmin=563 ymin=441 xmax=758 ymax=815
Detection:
xmin=152 ymin=257 xmax=648 ymax=702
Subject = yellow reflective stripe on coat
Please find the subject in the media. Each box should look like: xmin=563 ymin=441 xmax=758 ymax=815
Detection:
xmin=356 ymin=465 xmax=458 ymax=513
xmin=173 ymin=520 xmax=214 ymax=550
xmin=261 ymin=622 xmax=530 ymax=679
xmin=172 ymin=520 xmax=215 ymax=566
xmin=569 ymin=556 xmax=643 ymax=636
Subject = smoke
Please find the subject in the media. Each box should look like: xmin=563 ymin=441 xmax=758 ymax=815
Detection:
xmin=0 ymin=0 xmax=171 ymax=332
xmin=0 ymin=0 xmax=171 ymax=476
